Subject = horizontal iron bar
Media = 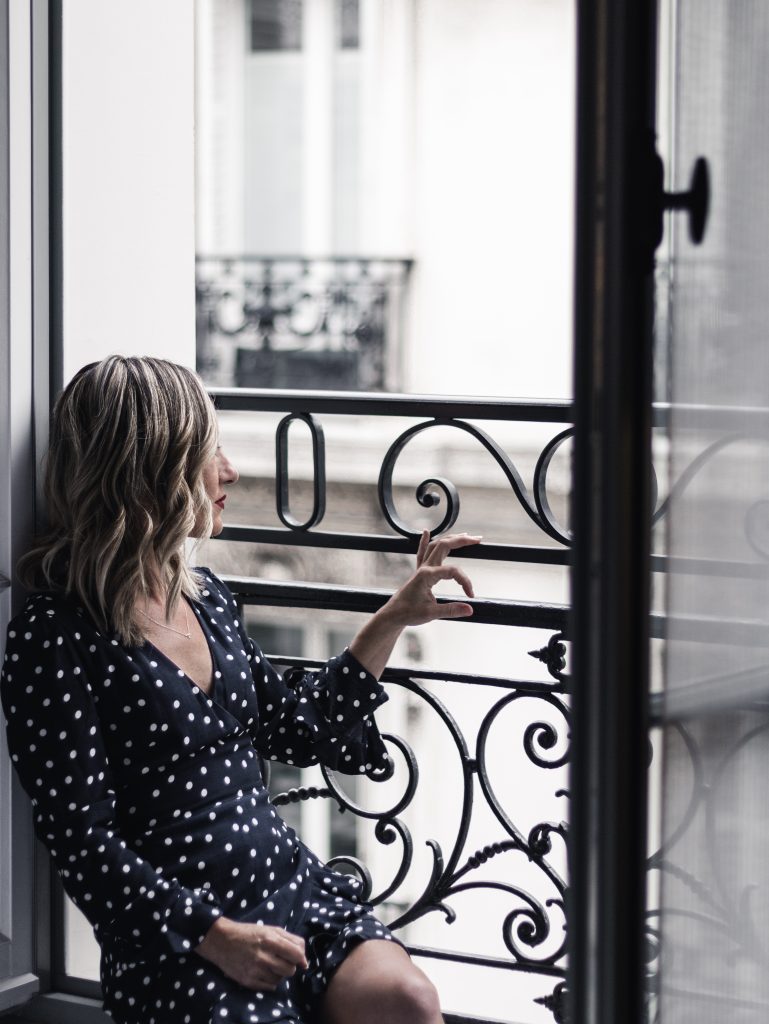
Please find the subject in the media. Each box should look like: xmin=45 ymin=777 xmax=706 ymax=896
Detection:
xmin=221 ymin=533 xmax=769 ymax=578
xmin=651 ymin=401 xmax=769 ymax=432
xmin=218 ymin=532 xmax=769 ymax=581
xmin=258 ymin=652 xmax=568 ymax=694
xmin=223 ymin=576 xmax=570 ymax=631
xmin=406 ymin=944 xmax=566 ymax=977
xmin=219 ymin=530 xmax=769 ymax=579
xmin=650 ymin=554 xmax=769 ymax=578
xmin=212 ymin=387 xmax=769 ymax=431
xmin=657 ymin=611 xmax=769 ymax=646
xmin=230 ymin=576 xmax=769 ymax=647
xmin=228 ymin=575 xmax=769 ymax=646
xmin=218 ymin=525 xmax=569 ymax=565
xmin=210 ymin=387 xmax=574 ymax=423
xmin=648 ymin=659 xmax=769 ymax=724
xmin=659 ymin=983 xmax=769 ymax=1011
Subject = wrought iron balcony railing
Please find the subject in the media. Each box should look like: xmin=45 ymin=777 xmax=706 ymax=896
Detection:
xmin=203 ymin=388 xmax=769 ymax=1023
xmin=48 ymin=382 xmax=769 ymax=1020
xmin=196 ymin=256 xmax=413 ymax=391
xmin=209 ymin=387 xmax=573 ymax=1024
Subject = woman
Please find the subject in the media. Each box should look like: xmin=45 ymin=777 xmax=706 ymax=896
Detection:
xmin=1 ymin=356 xmax=480 ymax=1024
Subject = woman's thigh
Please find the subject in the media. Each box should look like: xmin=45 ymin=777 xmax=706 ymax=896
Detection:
xmin=321 ymin=940 xmax=443 ymax=1024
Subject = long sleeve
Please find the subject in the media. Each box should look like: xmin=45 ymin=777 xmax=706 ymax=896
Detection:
xmin=203 ymin=572 xmax=392 ymax=777
xmin=0 ymin=601 xmax=222 ymax=958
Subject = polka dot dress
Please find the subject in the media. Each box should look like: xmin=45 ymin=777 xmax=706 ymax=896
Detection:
xmin=1 ymin=570 xmax=399 ymax=1023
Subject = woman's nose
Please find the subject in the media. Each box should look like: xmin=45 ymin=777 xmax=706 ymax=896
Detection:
xmin=219 ymin=452 xmax=239 ymax=485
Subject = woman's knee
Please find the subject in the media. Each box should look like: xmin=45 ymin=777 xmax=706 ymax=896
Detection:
xmin=323 ymin=941 xmax=443 ymax=1024
xmin=384 ymin=968 xmax=442 ymax=1024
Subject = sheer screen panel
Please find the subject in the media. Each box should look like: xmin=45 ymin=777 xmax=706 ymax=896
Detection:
xmin=656 ymin=3 xmax=769 ymax=1020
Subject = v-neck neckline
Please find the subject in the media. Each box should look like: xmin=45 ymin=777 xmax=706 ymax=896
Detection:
xmin=142 ymin=595 xmax=220 ymax=699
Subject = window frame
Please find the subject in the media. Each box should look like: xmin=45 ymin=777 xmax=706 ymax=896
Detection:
xmin=2 ymin=0 xmax=660 ymax=1021
xmin=0 ymin=0 xmax=55 ymax=1016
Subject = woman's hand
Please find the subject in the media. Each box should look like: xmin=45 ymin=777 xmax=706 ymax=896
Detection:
xmin=349 ymin=530 xmax=481 ymax=678
xmin=393 ymin=529 xmax=480 ymax=625
xmin=196 ymin=917 xmax=308 ymax=990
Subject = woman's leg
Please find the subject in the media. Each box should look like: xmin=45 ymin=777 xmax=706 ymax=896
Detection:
xmin=321 ymin=940 xmax=443 ymax=1024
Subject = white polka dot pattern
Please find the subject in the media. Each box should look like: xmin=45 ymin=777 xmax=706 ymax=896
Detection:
xmin=0 ymin=569 xmax=397 ymax=1023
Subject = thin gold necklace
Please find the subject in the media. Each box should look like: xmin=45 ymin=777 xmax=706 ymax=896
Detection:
xmin=138 ymin=602 xmax=191 ymax=639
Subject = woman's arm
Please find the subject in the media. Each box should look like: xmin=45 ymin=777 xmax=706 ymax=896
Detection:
xmin=1 ymin=601 xmax=222 ymax=957
xmin=205 ymin=534 xmax=478 ymax=776
xmin=349 ymin=531 xmax=480 ymax=679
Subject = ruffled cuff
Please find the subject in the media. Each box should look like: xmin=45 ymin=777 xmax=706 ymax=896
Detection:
xmin=154 ymin=886 xmax=223 ymax=955
xmin=322 ymin=648 xmax=388 ymax=729
xmin=311 ymin=649 xmax=391 ymax=778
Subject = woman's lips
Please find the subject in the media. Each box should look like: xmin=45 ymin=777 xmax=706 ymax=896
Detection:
xmin=214 ymin=496 xmax=226 ymax=509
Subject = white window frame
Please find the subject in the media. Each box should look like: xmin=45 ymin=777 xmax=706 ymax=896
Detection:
xmin=0 ymin=0 xmax=52 ymax=1017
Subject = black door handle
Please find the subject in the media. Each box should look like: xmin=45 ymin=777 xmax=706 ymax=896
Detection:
xmin=642 ymin=142 xmax=710 ymax=271
xmin=662 ymin=155 xmax=710 ymax=244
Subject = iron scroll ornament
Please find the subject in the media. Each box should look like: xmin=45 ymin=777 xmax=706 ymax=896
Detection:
xmin=275 ymin=412 xmax=327 ymax=530
xmin=318 ymin=666 xmax=569 ymax=961
xmin=376 ymin=418 xmax=572 ymax=545
xmin=643 ymin=715 xmax=769 ymax=1021
xmin=377 ymin=419 xmax=769 ymax=557
xmin=259 ymin=643 xmax=572 ymax=1019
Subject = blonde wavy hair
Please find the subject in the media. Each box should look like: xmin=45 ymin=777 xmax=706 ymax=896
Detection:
xmin=18 ymin=356 xmax=218 ymax=645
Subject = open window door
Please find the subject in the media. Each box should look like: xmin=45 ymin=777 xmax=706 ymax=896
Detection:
xmin=651 ymin=1 xmax=769 ymax=1020
xmin=570 ymin=0 xmax=769 ymax=1022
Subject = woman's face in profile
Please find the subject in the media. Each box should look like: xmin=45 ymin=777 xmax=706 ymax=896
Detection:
xmin=197 ymin=443 xmax=239 ymax=537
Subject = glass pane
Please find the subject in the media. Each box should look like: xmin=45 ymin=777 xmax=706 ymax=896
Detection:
xmin=64 ymin=900 xmax=101 ymax=982
xmin=249 ymin=0 xmax=302 ymax=51
xmin=653 ymin=2 xmax=769 ymax=1020
xmin=337 ymin=0 xmax=359 ymax=49
xmin=195 ymin=0 xmax=576 ymax=399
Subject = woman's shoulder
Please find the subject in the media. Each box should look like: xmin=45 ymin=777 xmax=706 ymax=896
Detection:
xmin=5 ymin=590 xmax=100 ymax=650
xmin=193 ymin=567 xmax=237 ymax=608
xmin=7 ymin=590 xmax=80 ymax=633
xmin=191 ymin=568 xmax=247 ymax=638
xmin=2 ymin=591 xmax=96 ymax=690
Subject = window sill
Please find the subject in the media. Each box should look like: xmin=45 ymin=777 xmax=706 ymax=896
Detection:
xmin=1 ymin=993 xmax=110 ymax=1024
xmin=0 ymin=975 xmax=40 ymax=1014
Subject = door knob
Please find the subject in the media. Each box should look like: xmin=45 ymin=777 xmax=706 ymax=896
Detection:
xmin=662 ymin=155 xmax=710 ymax=244
xmin=643 ymin=142 xmax=710 ymax=271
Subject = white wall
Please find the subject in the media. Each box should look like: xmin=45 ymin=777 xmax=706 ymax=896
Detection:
xmin=205 ymin=0 xmax=575 ymax=398
xmin=62 ymin=0 xmax=197 ymax=379
xmin=60 ymin=0 xmax=198 ymax=978
xmin=196 ymin=0 xmax=247 ymax=255
xmin=406 ymin=0 xmax=575 ymax=398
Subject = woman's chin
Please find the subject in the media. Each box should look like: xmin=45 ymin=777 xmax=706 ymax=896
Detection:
xmin=189 ymin=516 xmax=222 ymax=539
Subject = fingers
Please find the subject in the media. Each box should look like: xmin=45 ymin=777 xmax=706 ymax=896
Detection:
xmin=419 ymin=563 xmax=475 ymax=598
xmin=281 ymin=929 xmax=308 ymax=954
xmin=247 ymin=930 xmax=307 ymax=989
xmin=203 ymin=920 xmax=309 ymax=992
xmin=437 ymin=602 xmax=474 ymax=619
xmin=422 ymin=532 xmax=482 ymax=566
xmin=416 ymin=528 xmax=430 ymax=568
xmin=269 ymin=929 xmax=308 ymax=970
